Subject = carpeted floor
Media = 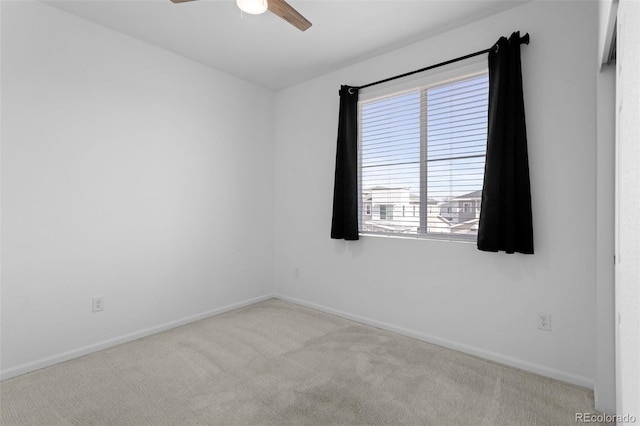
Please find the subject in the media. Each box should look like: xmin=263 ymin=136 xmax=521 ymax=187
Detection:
xmin=0 ymin=299 xmax=608 ymax=425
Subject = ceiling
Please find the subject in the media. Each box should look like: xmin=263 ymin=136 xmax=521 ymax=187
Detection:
xmin=45 ymin=0 xmax=529 ymax=90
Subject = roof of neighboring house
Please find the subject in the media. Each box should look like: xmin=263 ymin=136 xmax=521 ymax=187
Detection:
xmin=455 ymin=190 xmax=483 ymax=200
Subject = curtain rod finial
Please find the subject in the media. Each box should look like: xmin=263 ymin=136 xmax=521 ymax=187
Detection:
xmin=520 ymin=33 xmax=530 ymax=45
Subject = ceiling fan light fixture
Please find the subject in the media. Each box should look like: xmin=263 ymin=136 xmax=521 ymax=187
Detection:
xmin=237 ymin=0 xmax=268 ymax=15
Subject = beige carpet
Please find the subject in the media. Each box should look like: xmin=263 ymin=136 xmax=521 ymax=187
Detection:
xmin=1 ymin=299 xmax=607 ymax=425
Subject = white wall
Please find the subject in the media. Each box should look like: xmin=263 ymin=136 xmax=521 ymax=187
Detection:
xmin=0 ymin=1 xmax=274 ymax=379
xmin=274 ymin=1 xmax=599 ymax=387
xmin=615 ymin=0 xmax=640 ymax=418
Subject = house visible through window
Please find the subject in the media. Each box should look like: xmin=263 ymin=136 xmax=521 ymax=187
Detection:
xmin=358 ymin=68 xmax=488 ymax=240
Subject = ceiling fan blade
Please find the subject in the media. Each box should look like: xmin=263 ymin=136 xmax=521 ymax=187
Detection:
xmin=170 ymin=0 xmax=198 ymax=3
xmin=267 ymin=0 xmax=312 ymax=32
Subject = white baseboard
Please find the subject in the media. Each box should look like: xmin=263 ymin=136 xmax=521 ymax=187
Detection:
xmin=3 ymin=293 xmax=594 ymax=390
xmin=274 ymin=293 xmax=594 ymax=389
xmin=1 ymin=293 xmax=275 ymax=381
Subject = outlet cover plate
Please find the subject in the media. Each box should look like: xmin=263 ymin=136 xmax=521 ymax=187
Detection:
xmin=537 ymin=313 xmax=551 ymax=331
xmin=92 ymin=296 xmax=104 ymax=313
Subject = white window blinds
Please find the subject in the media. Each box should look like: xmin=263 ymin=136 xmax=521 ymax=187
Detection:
xmin=359 ymin=71 xmax=489 ymax=239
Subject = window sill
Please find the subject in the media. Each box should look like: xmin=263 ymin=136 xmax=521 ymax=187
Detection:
xmin=358 ymin=231 xmax=477 ymax=244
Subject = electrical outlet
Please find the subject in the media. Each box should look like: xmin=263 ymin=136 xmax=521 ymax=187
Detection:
xmin=92 ymin=296 xmax=104 ymax=313
xmin=294 ymin=268 xmax=300 ymax=278
xmin=537 ymin=313 xmax=551 ymax=331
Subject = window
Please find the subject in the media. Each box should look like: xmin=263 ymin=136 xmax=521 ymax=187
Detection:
xmin=379 ymin=204 xmax=394 ymax=220
xmin=358 ymin=67 xmax=488 ymax=240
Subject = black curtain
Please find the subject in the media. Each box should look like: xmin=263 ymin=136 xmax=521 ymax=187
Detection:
xmin=331 ymin=85 xmax=359 ymax=240
xmin=478 ymin=32 xmax=534 ymax=254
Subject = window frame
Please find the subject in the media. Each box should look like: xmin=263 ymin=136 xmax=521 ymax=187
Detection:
xmin=357 ymin=59 xmax=488 ymax=242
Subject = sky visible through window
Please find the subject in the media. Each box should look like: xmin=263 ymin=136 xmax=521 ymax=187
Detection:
xmin=361 ymin=73 xmax=488 ymax=203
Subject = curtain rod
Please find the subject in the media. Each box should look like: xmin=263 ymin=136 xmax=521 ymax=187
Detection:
xmin=354 ymin=33 xmax=530 ymax=91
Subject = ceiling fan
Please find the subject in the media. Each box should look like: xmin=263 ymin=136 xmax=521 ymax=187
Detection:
xmin=170 ymin=0 xmax=312 ymax=32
